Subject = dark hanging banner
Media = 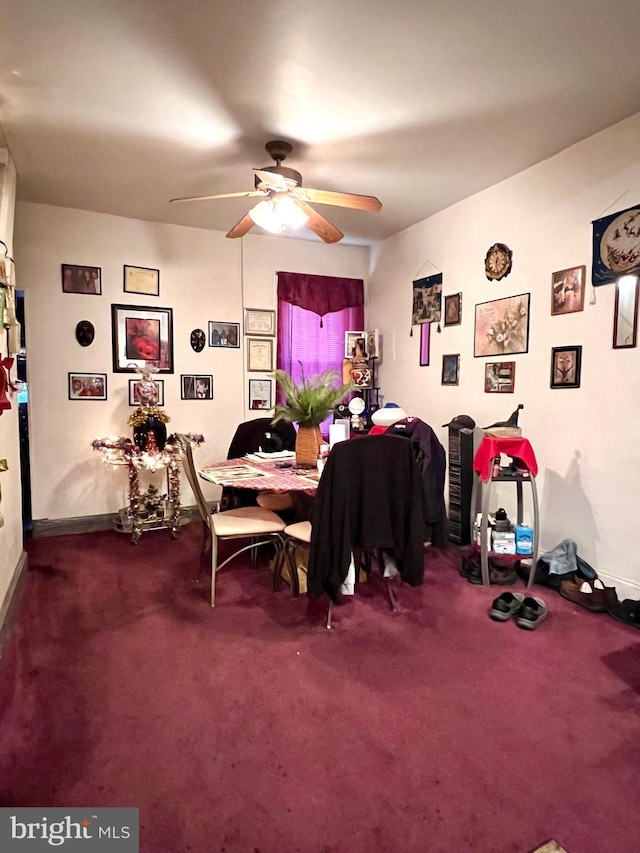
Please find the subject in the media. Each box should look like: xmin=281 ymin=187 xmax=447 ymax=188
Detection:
xmin=591 ymin=203 xmax=640 ymax=286
xmin=412 ymin=273 xmax=442 ymax=325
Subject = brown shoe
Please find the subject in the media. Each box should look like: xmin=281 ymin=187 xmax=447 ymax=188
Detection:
xmin=559 ymin=578 xmax=608 ymax=612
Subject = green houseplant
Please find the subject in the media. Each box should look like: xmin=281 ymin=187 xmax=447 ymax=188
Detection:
xmin=271 ymin=368 xmax=352 ymax=466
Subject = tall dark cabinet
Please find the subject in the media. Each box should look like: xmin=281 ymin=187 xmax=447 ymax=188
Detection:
xmin=447 ymin=427 xmax=475 ymax=545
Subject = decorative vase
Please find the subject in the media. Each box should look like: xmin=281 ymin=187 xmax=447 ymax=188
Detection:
xmin=134 ymin=414 xmax=167 ymax=452
xmin=295 ymin=425 xmax=323 ymax=468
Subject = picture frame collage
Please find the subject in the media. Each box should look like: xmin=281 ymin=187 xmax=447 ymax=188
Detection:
xmin=419 ymin=249 xmax=610 ymax=391
xmin=63 ymin=259 xmax=277 ymax=407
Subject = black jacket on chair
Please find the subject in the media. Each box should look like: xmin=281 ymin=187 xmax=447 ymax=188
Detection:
xmin=307 ymin=435 xmax=428 ymax=601
xmin=385 ymin=418 xmax=447 ymax=546
xmin=221 ymin=418 xmax=297 ymax=510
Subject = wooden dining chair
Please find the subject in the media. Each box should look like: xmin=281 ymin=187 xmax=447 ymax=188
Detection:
xmin=177 ymin=436 xmax=287 ymax=607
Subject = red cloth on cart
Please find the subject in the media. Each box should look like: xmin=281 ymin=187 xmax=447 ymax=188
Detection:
xmin=473 ymin=436 xmax=538 ymax=482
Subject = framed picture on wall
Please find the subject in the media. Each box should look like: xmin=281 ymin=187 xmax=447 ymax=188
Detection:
xmin=441 ymin=354 xmax=460 ymax=386
xmin=474 ymin=293 xmax=530 ymax=357
xmin=484 ymin=361 xmax=515 ymax=393
xmin=550 ymin=345 xmax=582 ymax=388
xmin=62 ymin=264 xmax=101 ymax=295
xmin=244 ymin=308 xmax=275 ymax=336
xmin=247 ymin=338 xmax=274 ymax=372
xmin=248 ymin=379 xmax=273 ymax=410
xmin=551 ymin=265 xmax=586 ymax=315
xmin=208 ymin=321 xmax=240 ymax=347
xmin=181 ymin=374 xmax=213 ymax=400
xmin=444 ymin=293 xmax=462 ymax=326
xmin=123 ymin=265 xmax=160 ymax=297
xmin=129 ymin=378 xmax=164 ymax=406
xmin=111 ymin=304 xmax=174 ymax=373
xmin=68 ymin=372 xmax=107 ymax=400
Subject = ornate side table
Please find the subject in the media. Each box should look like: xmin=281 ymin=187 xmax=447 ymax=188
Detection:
xmin=92 ymin=433 xmax=203 ymax=544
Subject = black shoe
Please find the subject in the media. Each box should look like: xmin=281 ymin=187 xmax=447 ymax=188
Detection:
xmin=468 ymin=565 xmax=518 ymax=585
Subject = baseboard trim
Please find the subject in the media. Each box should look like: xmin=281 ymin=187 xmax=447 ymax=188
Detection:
xmin=31 ymin=507 xmax=201 ymax=538
xmin=0 ymin=549 xmax=28 ymax=658
xmin=597 ymin=572 xmax=640 ymax=602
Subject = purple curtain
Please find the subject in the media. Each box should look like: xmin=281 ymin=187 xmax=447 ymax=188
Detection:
xmin=276 ymin=272 xmax=364 ymax=437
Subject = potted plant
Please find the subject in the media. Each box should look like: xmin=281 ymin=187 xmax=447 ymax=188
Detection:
xmin=271 ymin=367 xmax=352 ymax=467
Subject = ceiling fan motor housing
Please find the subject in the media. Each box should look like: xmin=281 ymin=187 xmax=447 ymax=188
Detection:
xmin=256 ymin=165 xmax=303 ymax=189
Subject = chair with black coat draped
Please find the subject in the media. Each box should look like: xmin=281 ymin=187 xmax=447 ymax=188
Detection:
xmin=221 ymin=417 xmax=297 ymax=515
xmin=305 ymin=434 xmax=428 ymax=625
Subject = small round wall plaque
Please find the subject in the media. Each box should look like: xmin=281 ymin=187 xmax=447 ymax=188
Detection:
xmin=190 ymin=328 xmax=206 ymax=352
xmin=75 ymin=320 xmax=95 ymax=347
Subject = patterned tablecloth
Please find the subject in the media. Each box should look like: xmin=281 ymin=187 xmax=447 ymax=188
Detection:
xmin=199 ymin=458 xmax=320 ymax=493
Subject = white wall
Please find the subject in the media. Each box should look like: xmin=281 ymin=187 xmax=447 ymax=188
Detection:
xmin=0 ymin=151 xmax=23 ymax=613
xmin=369 ymin=112 xmax=640 ymax=596
xmin=14 ymin=204 xmax=368 ymax=520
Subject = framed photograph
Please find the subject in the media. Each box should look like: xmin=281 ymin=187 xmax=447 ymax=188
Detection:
xmin=181 ymin=374 xmax=213 ymax=400
xmin=550 ymin=346 xmax=582 ymax=388
xmin=61 ymin=264 xmax=101 ymax=295
xmin=111 ymin=304 xmax=174 ymax=373
xmin=208 ymin=321 xmax=240 ymax=348
xmin=551 ymin=265 xmax=586 ymax=315
xmin=244 ymin=308 xmax=275 ymax=336
xmin=613 ymin=275 xmax=639 ymax=349
xmin=68 ymin=372 xmax=107 ymax=400
xmin=248 ymin=378 xmax=273 ymax=410
xmin=123 ymin=265 xmax=159 ymax=296
xmin=129 ymin=378 xmax=164 ymax=406
xmin=366 ymin=329 xmax=380 ymax=359
xmin=345 ymin=330 xmax=368 ymax=359
xmin=485 ymin=361 xmax=516 ymax=393
xmin=474 ymin=293 xmax=530 ymax=357
xmin=441 ymin=354 xmax=460 ymax=386
xmin=247 ymin=337 xmax=274 ymax=372
xmin=420 ymin=323 xmax=430 ymax=366
xmin=444 ymin=293 xmax=462 ymax=326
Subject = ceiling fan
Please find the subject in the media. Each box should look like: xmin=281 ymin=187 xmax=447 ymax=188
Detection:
xmin=170 ymin=140 xmax=382 ymax=243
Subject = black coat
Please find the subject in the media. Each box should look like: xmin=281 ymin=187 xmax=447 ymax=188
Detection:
xmin=307 ymin=435 xmax=428 ymax=601
xmin=385 ymin=418 xmax=447 ymax=545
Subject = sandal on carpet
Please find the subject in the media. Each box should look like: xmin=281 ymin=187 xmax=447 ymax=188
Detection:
xmin=515 ymin=596 xmax=548 ymax=630
xmin=489 ymin=591 xmax=525 ymax=621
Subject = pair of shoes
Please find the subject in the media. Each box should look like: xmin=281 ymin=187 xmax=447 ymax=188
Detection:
xmin=603 ymin=586 xmax=640 ymax=629
xmin=489 ymin=592 xmax=548 ymax=629
xmin=559 ymin=578 xmax=609 ymax=612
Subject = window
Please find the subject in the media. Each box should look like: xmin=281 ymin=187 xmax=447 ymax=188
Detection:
xmin=276 ymin=271 xmax=364 ymax=434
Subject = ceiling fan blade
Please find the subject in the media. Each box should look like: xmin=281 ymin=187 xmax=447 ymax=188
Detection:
xmin=226 ymin=213 xmax=255 ymax=239
xmin=170 ymin=190 xmax=266 ymax=204
xmin=295 ymin=200 xmax=344 ymax=244
xmin=294 ymin=187 xmax=382 ymax=211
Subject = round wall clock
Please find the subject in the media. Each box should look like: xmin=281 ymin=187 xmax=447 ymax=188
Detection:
xmin=484 ymin=243 xmax=513 ymax=281
xmin=190 ymin=328 xmax=205 ymax=352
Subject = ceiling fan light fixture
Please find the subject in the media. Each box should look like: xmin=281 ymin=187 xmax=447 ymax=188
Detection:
xmin=248 ymin=193 xmax=309 ymax=234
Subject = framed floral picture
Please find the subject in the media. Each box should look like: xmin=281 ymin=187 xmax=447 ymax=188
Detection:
xmin=474 ymin=293 xmax=530 ymax=357
xmin=111 ymin=304 xmax=174 ymax=373
xmin=550 ymin=345 xmax=582 ymax=388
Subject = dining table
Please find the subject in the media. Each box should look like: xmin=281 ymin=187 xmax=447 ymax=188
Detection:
xmin=198 ymin=453 xmax=320 ymax=520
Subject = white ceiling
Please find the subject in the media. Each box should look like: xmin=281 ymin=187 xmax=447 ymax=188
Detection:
xmin=1 ymin=0 xmax=639 ymax=246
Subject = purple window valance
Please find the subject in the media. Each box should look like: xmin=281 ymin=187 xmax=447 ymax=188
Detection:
xmin=277 ymin=271 xmax=364 ymax=318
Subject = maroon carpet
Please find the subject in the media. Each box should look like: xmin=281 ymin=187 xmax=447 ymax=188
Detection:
xmin=1 ymin=525 xmax=639 ymax=853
